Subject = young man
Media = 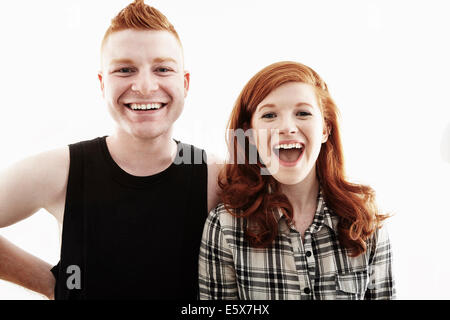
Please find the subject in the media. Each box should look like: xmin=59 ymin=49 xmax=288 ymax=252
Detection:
xmin=0 ymin=0 xmax=221 ymax=299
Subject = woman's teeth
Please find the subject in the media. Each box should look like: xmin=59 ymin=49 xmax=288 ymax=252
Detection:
xmin=275 ymin=143 xmax=303 ymax=163
xmin=129 ymin=103 xmax=163 ymax=110
xmin=274 ymin=143 xmax=303 ymax=150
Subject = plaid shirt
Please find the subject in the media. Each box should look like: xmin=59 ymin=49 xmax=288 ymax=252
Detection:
xmin=199 ymin=192 xmax=395 ymax=300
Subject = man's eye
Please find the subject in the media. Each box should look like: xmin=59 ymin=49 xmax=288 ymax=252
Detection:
xmin=262 ymin=113 xmax=276 ymax=119
xmin=116 ymin=67 xmax=134 ymax=73
xmin=156 ymin=67 xmax=171 ymax=73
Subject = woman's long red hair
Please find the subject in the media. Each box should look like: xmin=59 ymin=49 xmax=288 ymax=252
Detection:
xmin=220 ymin=61 xmax=388 ymax=257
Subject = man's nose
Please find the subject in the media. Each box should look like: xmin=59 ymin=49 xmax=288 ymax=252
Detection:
xmin=131 ymin=71 xmax=159 ymax=95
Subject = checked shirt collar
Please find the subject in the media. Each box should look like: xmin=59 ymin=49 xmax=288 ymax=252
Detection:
xmin=275 ymin=187 xmax=339 ymax=236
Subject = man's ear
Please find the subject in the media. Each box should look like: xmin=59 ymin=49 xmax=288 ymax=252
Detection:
xmin=98 ymin=72 xmax=105 ymax=98
xmin=183 ymin=71 xmax=190 ymax=98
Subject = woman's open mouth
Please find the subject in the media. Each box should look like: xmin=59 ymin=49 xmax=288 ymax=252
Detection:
xmin=273 ymin=143 xmax=304 ymax=167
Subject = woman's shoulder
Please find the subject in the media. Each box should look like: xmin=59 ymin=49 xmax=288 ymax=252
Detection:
xmin=364 ymin=220 xmax=393 ymax=259
xmin=372 ymin=221 xmax=392 ymax=245
xmin=208 ymin=203 xmax=245 ymax=231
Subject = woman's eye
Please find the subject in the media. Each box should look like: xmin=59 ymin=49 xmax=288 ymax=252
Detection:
xmin=262 ymin=113 xmax=276 ymax=119
xmin=297 ymin=111 xmax=311 ymax=117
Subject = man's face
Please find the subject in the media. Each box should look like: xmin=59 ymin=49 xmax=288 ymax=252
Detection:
xmin=99 ymin=29 xmax=189 ymax=140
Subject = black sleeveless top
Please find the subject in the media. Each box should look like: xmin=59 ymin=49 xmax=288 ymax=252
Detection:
xmin=50 ymin=137 xmax=208 ymax=299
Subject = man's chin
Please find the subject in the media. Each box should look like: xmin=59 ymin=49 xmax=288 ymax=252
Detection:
xmin=127 ymin=126 xmax=173 ymax=141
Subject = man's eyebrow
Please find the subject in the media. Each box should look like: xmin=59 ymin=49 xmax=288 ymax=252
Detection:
xmin=153 ymin=57 xmax=177 ymax=64
xmin=109 ymin=58 xmax=134 ymax=66
xmin=109 ymin=57 xmax=177 ymax=65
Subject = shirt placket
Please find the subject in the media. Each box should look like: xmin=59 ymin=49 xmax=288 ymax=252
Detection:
xmin=289 ymin=228 xmax=315 ymax=300
xmin=303 ymin=231 xmax=316 ymax=297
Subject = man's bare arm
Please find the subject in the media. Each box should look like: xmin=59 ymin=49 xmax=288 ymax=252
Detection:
xmin=0 ymin=147 xmax=69 ymax=299
xmin=0 ymin=235 xmax=56 ymax=299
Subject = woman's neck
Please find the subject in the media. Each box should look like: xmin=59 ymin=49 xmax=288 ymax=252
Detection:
xmin=279 ymin=169 xmax=320 ymax=237
xmin=280 ymin=169 xmax=319 ymax=215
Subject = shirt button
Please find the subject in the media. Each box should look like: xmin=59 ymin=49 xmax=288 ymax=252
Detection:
xmin=306 ymin=251 xmax=312 ymax=257
xmin=304 ymin=287 xmax=311 ymax=294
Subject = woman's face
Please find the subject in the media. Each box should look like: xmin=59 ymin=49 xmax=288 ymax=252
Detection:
xmin=250 ymin=82 xmax=329 ymax=185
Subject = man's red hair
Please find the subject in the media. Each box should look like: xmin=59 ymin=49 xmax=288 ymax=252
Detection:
xmin=101 ymin=0 xmax=181 ymax=50
xmin=220 ymin=61 xmax=389 ymax=257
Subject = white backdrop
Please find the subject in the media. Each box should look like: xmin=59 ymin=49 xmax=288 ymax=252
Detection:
xmin=1 ymin=0 xmax=449 ymax=299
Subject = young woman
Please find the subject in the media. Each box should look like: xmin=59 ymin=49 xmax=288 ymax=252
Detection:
xmin=199 ymin=61 xmax=395 ymax=300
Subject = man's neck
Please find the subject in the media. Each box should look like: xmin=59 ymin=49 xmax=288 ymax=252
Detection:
xmin=106 ymin=130 xmax=178 ymax=177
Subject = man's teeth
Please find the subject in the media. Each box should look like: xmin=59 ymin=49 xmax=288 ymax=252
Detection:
xmin=274 ymin=143 xmax=303 ymax=150
xmin=129 ymin=103 xmax=163 ymax=110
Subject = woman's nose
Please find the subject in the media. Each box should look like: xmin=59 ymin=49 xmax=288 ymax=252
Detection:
xmin=278 ymin=116 xmax=298 ymax=135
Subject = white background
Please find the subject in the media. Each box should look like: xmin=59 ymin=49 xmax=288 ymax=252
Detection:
xmin=1 ymin=0 xmax=449 ymax=299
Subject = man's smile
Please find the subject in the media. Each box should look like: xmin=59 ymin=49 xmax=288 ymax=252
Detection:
xmin=124 ymin=102 xmax=168 ymax=112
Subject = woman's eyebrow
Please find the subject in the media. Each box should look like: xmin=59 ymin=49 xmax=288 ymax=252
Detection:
xmin=295 ymin=102 xmax=313 ymax=108
xmin=257 ymin=102 xmax=313 ymax=112
xmin=256 ymin=103 xmax=276 ymax=112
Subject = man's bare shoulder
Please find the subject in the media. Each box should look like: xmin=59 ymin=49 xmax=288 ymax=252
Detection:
xmin=0 ymin=146 xmax=69 ymax=227
xmin=12 ymin=146 xmax=70 ymax=190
